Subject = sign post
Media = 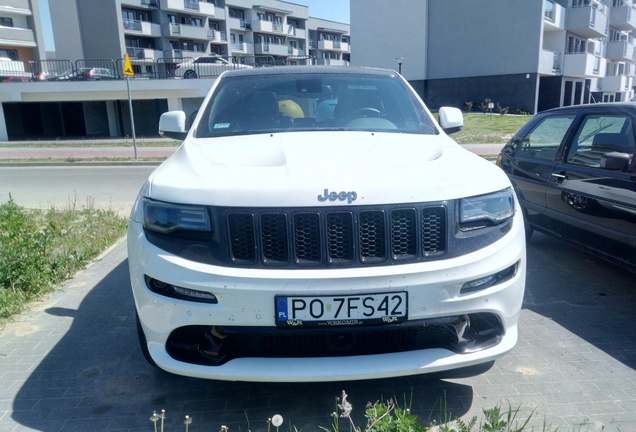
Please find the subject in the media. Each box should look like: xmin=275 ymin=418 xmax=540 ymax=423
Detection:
xmin=123 ymin=53 xmax=138 ymax=160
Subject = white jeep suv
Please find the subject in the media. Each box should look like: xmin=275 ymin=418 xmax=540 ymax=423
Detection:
xmin=128 ymin=66 xmax=526 ymax=382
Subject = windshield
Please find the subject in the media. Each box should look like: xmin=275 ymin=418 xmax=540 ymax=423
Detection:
xmin=195 ymin=72 xmax=438 ymax=137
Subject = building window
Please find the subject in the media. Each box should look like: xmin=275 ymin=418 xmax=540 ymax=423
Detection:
xmin=0 ymin=49 xmax=18 ymax=60
xmin=567 ymin=36 xmax=587 ymax=53
xmin=229 ymin=9 xmax=244 ymax=19
xmin=0 ymin=17 xmax=13 ymax=27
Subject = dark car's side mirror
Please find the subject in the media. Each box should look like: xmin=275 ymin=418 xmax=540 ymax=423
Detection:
xmin=600 ymin=151 xmax=631 ymax=171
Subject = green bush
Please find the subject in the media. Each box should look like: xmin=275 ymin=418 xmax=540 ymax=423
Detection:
xmin=0 ymin=198 xmax=127 ymax=320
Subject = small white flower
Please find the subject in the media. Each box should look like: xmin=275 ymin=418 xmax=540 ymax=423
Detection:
xmin=271 ymin=414 xmax=283 ymax=427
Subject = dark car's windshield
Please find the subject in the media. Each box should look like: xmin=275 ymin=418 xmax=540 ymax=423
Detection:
xmin=195 ymin=72 xmax=438 ymax=137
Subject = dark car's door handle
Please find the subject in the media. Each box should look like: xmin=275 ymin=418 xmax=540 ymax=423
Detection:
xmin=551 ymin=172 xmax=567 ymax=183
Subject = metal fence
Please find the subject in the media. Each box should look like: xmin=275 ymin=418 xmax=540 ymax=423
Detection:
xmin=0 ymin=55 xmax=318 ymax=83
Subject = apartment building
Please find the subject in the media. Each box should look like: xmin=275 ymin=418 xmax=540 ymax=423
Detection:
xmin=48 ymin=0 xmax=349 ymax=67
xmin=307 ymin=17 xmax=350 ymax=66
xmin=351 ymin=0 xmax=636 ymax=114
xmin=0 ymin=0 xmax=46 ymax=61
xmin=0 ymin=0 xmax=350 ymax=141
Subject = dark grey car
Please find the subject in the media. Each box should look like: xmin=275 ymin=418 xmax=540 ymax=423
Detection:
xmin=497 ymin=103 xmax=636 ymax=272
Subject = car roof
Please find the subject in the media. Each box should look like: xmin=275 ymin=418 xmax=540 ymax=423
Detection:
xmin=540 ymin=102 xmax=636 ymax=114
xmin=221 ymin=65 xmax=399 ymax=78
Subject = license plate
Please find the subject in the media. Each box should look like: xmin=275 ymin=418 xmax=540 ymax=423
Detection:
xmin=275 ymin=292 xmax=408 ymax=327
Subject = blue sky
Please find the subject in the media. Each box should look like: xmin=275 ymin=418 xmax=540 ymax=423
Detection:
xmin=292 ymin=0 xmax=350 ymax=23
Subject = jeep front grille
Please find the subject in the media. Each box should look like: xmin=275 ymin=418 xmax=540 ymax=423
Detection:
xmin=227 ymin=205 xmax=447 ymax=267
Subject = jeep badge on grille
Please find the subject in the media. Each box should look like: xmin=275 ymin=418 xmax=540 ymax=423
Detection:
xmin=317 ymin=189 xmax=358 ymax=204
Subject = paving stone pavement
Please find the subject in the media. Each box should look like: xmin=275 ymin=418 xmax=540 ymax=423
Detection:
xmin=0 ymin=232 xmax=635 ymax=432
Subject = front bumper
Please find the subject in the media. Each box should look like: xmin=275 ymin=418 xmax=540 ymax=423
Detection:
xmin=127 ymin=210 xmax=525 ymax=382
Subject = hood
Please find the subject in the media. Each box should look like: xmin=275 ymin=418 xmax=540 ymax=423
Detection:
xmin=148 ymin=131 xmax=510 ymax=207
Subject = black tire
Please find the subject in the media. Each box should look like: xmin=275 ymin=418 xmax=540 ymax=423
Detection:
xmin=135 ymin=311 xmax=157 ymax=367
xmin=183 ymin=70 xmax=197 ymax=79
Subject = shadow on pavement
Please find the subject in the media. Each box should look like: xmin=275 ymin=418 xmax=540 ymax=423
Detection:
xmin=522 ymin=232 xmax=636 ymax=371
xmin=11 ymin=232 xmax=635 ymax=431
xmin=11 ymin=256 xmax=478 ymax=432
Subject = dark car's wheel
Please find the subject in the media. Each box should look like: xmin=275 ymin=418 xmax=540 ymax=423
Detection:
xmin=135 ymin=311 xmax=157 ymax=367
xmin=183 ymin=70 xmax=197 ymax=79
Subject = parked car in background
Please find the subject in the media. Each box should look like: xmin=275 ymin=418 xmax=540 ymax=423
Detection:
xmin=0 ymin=57 xmax=32 ymax=82
xmin=174 ymin=56 xmax=251 ymax=79
xmin=497 ymin=103 xmax=636 ymax=272
xmin=53 ymin=67 xmax=118 ymax=81
xmin=127 ymin=66 xmax=526 ymax=382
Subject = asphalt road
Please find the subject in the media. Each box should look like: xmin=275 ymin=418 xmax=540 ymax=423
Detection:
xmin=0 ymin=165 xmax=156 ymax=215
xmin=0 ymin=165 xmax=635 ymax=432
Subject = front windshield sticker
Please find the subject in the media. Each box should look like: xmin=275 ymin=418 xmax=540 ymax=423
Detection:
xmin=213 ymin=123 xmax=231 ymax=129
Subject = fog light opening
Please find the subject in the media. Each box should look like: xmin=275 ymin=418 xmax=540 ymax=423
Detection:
xmin=460 ymin=262 xmax=518 ymax=294
xmin=145 ymin=275 xmax=218 ymax=304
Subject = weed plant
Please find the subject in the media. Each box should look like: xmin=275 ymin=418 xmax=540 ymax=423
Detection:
xmin=151 ymin=391 xmax=578 ymax=432
xmin=0 ymin=197 xmax=127 ymax=320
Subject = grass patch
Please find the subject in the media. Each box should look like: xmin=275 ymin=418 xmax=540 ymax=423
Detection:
xmin=451 ymin=113 xmax=533 ymax=145
xmin=0 ymin=197 xmax=127 ymax=322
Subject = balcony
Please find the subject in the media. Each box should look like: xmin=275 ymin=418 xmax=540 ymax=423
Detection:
xmin=0 ymin=26 xmax=35 ymax=47
xmin=567 ymin=4 xmax=608 ymax=38
xmin=317 ymin=40 xmax=350 ymax=52
xmin=0 ymin=0 xmax=31 ymax=11
xmin=126 ymin=47 xmax=162 ymax=61
xmin=254 ymin=42 xmax=288 ymax=56
xmin=120 ymin=0 xmax=158 ymax=7
xmin=610 ymin=5 xmax=636 ymax=31
xmin=286 ymin=26 xmax=306 ymax=39
xmin=539 ymin=49 xmax=562 ymax=75
xmin=160 ymin=0 xmax=215 ymax=15
xmin=208 ymin=30 xmax=227 ymax=43
xmin=287 ymin=46 xmax=306 ymax=56
xmin=123 ymin=20 xmax=161 ymax=37
xmin=563 ymin=52 xmax=603 ymax=77
xmin=543 ymin=0 xmax=565 ymax=31
xmin=251 ymin=19 xmax=284 ymax=34
xmin=230 ymin=42 xmax=254 ymax=55
xmin=606 ymin=39 xmax=636 ymax=60
xmin=227 ymin=17 xmax=251 ymax=31
xmin=162 ymin=23 xmax=209 ymax=40
xmin=600 ymin=74 xmax=633 ymax=92
xmin=316 ymin=58 xmax=349 ymax=66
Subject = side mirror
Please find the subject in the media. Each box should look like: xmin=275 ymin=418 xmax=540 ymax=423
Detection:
xmin=159 ymin=111 xmax=188 ymax=140
xmin=438 ymin=107 xmax=463 ymax=134
xmin=600 ymin=151 xmax=631 ymax=171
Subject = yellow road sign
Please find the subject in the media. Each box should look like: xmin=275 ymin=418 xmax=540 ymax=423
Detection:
xmin=123 ymin=53 xmax=135 ymax=77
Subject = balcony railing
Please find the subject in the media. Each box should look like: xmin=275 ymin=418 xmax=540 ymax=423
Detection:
xmin=184 ymin=0 xmax=199 ymax=11
xmin=539 ymin=49 xmax=562 ymax=74
xmin=563 ymin=52 xmax=603 ymax=77
xmin=544 ymin=0 xmax=556 ymax=21
xmin=123 ymin=19 xmax=142 ymax=31
xmin=567 ymin=4 xmax=609 ymax=38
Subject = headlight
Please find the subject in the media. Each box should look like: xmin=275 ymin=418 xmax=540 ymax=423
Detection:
xmin=143 ymin=199 xmax=211 ymax=234
xmin=459 ymin=189 xmax=514 ymax=230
